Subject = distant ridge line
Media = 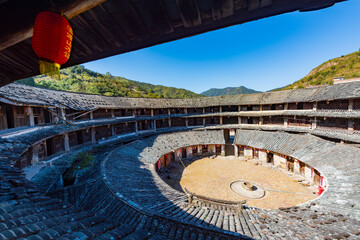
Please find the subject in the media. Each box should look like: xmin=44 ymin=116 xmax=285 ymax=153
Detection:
xmin=201 ymin=86 xmax=261 ymax=97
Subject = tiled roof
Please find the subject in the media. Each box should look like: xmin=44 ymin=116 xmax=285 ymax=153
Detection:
xmin=1 ymin=82 xmax=360 ymax=110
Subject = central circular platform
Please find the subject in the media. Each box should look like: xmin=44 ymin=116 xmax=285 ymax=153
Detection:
xmin=230 ymin=180 xmax=265 ymax=199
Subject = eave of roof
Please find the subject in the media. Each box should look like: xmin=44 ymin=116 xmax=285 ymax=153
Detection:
xmin=0 ymin=81 xmax=359 ymax=111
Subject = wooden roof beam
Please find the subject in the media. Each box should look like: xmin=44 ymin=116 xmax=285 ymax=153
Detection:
xmin=176 ymin=0 xmax=202 ymax=28
xmin=0 ymin=0 xmax=107 ymax=52
xmin=211 ymin=0 xmax=234 ymax=21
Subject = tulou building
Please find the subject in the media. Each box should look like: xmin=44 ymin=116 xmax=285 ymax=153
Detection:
xmin=0 ymin=0 xmax=358 ymax=239
xmin=0 ymin=81 xmax=359 ymax=239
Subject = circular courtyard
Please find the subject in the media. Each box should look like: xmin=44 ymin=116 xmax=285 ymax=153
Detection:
xmin=171 ymin=156 xmax=318 ymax=209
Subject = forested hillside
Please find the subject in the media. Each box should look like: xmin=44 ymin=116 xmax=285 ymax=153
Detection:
xmin=17 ymin=65 xmax=202 ymax=98
xmin=282 ymin=51 xmax=360 ymax=90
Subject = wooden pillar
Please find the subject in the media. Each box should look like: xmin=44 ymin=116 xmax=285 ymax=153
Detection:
xmin=168 ymin=118 xmax=171 ymax=127
xmin=198 ymin=145 xmax=202 ymax=155
xmin=305 ymin=166 xmax=314 ymax=185
xmin=89 ymin=112 xmax=94 ymax=120
xmin=185 ymin=118 xmax=189 ymax=127
xmin=312 ymin=117 xmax=317 ymax=129
xmin=135 ymin=121 xmax=138 ymax=132
xmin=91 ymin=127 xmax=96 ymax=143
xmin=219 ymin=106 xmax=223 ymax=124
xmin=313 ymin=102 xmax=317 ymax=111
xmin=151 ymin=109 xmax=154 ymax=116
xmin=221 ymin=145 xmax=225 ymax=156
xmin=153 ymin=120 xmax=156 ymax=131
xmin=31 ymin=144 xmax=39 ymax=165
xmin=238 ymin=116 xmax=241 ymax=124
xmin=168 ymin=108 xmax=171 ymax=115
xmin=294 ymin=160 xmax=300 ymax=174
xmin=202 ymin=108 xmax=206 ymax=125
xmin=207 ymin=144 xmax=213 ymax=153
xmin=284 ymin=117 xmax=288 ymax=127
xmin=28 ymin=107 xmax=35 ymax=127
xmin=1 ymin=107 xmax=8 ymax=129
xmin=259 ymin=117 xmax=263 ymax=126
xmin=64 ymin=133 xmax=70 ymax=151
xmin=111 ymin=125 xmax=116 ymax=136
xmin=284 ymin=103 xmax=288 ymax=110
xmin=111 ymin=109 xmax=115 ymax=118
xmin=59 ymin=108 xmax=66 ymax=121
xmin=186 ymin=147 xmax=192 ymax=158
xmin=349 ymin=99 xmax=354 ymax=111
xmin=348 ymin=119 xmax=354 ymax=131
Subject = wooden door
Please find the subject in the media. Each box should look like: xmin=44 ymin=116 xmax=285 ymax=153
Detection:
xmin=313 ymin=169 xmax=321 ymax=186
xmin=287 ymin=158 xmax=294 ymax=172
xmin=238 ymin=146 xmax=244 ymax=156
xmin=267 ymin=153 xmax=274 ymax=163
xmin=216 ymin=145 xmax=221 ymax=154
xmin=299 ymin=162 xmax=305 ymax=176
xmin=253 ymin=149 xmax=259 ymax=159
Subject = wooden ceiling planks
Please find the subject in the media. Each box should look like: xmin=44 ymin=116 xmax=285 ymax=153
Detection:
xmin=211 ymin=0 xmax=234 ymax=20
xmin=197 ymin=0 xmax=212 ymax=22
xmin=70 ymin=32 xmax=94 ymax=58
xmin=106 ymin=0 xmax=149 ymax=42
xmin=248 ymin=0 xmax=273 ymax=11
xmin=132 ymin=0 xmax=174 ymax=35
xmin=96 ymin=4 xmax=128 ymax=46
xmin=86 ymin=7 xmax=122 ymax=48
xmin=3 ymin=46 xmax=36 ymax=74
xmin=233 ymin=0 xmax=248 ymax=11
xmin=81 ymin=14 xmax=110 ymax=51
xmin=162 ymin=0 xmax=183 ymax=28
xmin=0 ymin=40 xmax=37 ymax=75
xmin=71 ymin=16 xmax=104 ymax=53
xmin=176 ymin=0 xmax=202 ymax=28
xmin=0 ymin=0 xmax=347 ymax=86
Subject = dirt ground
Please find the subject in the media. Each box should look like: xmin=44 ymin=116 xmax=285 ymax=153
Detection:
xmin=174 ymin=156 xmax=317 ymax=209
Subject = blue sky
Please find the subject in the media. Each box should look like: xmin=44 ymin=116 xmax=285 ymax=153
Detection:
xmin=84 ymin=0 xmax=360 ymax=94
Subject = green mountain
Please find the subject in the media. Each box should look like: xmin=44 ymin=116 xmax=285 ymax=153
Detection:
xmin=201 ymin=86 xmax=261 ymax=97
xmin=282 ymin=51 xmax=360 ymax=90
xmin=17 ymin=65 xmax=202 ymax=98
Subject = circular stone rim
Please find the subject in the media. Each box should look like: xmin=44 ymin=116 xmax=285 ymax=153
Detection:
xmin=229 ymin=179 xmax=266 ymax=199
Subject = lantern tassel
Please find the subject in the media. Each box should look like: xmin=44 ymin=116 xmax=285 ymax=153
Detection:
xmin=39 ymin=60 xmax=61 ymax=80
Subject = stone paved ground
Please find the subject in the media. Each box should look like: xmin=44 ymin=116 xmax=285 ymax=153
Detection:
xmin=176 ymin=156 xmax=317 ymax=209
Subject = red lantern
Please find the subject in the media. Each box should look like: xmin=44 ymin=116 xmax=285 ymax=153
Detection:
xmin=317 ymin=185 xmax=324 ymax=195
xmin=32 ymin=11 xmax=73 ymax=80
